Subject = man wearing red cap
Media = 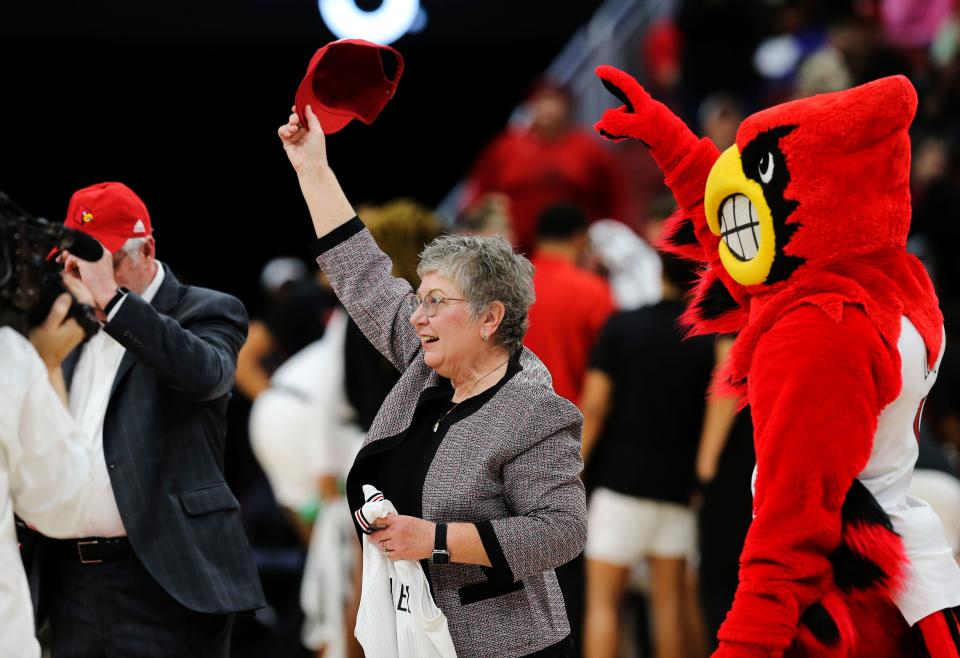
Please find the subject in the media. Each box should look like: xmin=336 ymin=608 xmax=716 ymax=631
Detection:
xmin=29 ymin=182 xmax=265 ymax=657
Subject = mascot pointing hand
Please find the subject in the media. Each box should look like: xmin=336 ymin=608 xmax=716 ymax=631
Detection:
xmin=595 ymin=67 xmax=960 ymax=657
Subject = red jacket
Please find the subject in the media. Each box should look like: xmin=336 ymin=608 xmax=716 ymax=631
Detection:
xmin=524 ymin=253 xmax=614 ymax=404
xmin=464 ymin=128 xmax=630 ymax=255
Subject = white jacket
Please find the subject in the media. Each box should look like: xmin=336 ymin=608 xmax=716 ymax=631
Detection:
xmin=0 ymin=328 xmax=95 ymax=658
xmin=354 ymin=485 xmax=457 ymax=658
xmin=250 ymin=308 xmax=364 ymax=510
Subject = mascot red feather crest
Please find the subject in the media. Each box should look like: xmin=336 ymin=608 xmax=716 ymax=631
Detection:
xmin=595 ymin=67 xmax=960 ymax=657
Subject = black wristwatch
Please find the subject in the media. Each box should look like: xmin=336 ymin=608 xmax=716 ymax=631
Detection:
xmin=431 ymin=523 xmax=450 ymax=565
xmin=103 ymin=287 xmax=129 ymax=316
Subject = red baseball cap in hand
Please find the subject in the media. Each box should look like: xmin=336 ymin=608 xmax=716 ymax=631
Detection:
xmin=295 ymin=39 xmax=404 ymax=135
xmin=64 ymin=182 xmax=152 ymax=254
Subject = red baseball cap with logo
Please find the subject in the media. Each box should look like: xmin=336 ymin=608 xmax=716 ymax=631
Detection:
xmin=64 ymin=182 xmax=152 ymax=254
xmin=295 ymin=39 xmax=404 ymax=135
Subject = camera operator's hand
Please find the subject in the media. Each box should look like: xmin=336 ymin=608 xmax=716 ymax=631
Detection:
xmin=29 ymin=289 xmax=85 ymax=370
xmin=62 ymin=246 xmax=117 ymax=317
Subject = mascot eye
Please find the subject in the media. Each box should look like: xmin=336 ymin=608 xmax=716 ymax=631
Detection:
xmin=758 ymin=152 xmax=775 ymax=184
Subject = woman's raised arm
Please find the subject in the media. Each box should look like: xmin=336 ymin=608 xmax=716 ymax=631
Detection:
xmin=278 ymin=105 xmax=356 ymax=238
xmin=281 ymin=105 xmax=421 ymax=370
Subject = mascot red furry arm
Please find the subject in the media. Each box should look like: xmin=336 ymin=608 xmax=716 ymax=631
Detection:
xmin=720 ymin=304 xmax=890 ymax=657
xmin=595 ymin=66 xmax=960 ymax=657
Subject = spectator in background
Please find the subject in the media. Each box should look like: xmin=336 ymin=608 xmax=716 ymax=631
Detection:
xmin=259 ymin=257 xmax=309 ymax=300
xmin=463 ymin=80 xmax=630 ymax=255
xmin=881 ymin=0 xmax=953 ymax=53
xmin=524 ymin=204 xmax=615 ymax=406
xmin=522 ymin=203 xmax=614 ymax=658
xmin=795 ymin=34 xmax=854 ymax=97
xmin=586 ymin=219 xmax=662 ymax=310
xmin=453 ymin=193 xmax=514 ymax=243
xmin=693 ymin=337 xmax=755 ymax=653
xmin=230 ymin=258 xmax=337 ymax=658
xmin=582 ymin=195 xmax=679 ymax=313
xmin=698 ymin=92 xmax=744 ymax=150
xmin=236 ymin=265 xmax=336 ymax=403
xmin=642 ymin=19 xmax=683 ymax=104
xmin=827 ymin=12 xmax=913 ymax=85
xmin=581 ymin=251 xmax=713 ymax=658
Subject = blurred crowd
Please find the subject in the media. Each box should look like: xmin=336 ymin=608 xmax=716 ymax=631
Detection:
xmin=224 ymin=1 xmax=960 ymax=656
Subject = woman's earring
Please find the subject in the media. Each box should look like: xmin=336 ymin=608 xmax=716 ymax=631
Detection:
xmin=481 ymin=330 xmax=489 ymax=343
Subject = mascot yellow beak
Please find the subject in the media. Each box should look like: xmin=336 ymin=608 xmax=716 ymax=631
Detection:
xmin=705 ymin=145 xmax=777 ymax=286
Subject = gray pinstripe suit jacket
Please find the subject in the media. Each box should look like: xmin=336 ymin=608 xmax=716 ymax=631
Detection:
xmin=315 ymin=220 xmax=587 ymax=658
xmin=58 ymin=264 xmax=265 ymax=615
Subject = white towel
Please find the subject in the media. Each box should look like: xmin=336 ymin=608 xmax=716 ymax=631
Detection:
xmin=354 ymin=485 xmax=458 ymax=658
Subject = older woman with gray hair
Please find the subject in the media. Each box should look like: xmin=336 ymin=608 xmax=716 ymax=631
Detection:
xmin=279 ymin=106 xmax=587 ymax=658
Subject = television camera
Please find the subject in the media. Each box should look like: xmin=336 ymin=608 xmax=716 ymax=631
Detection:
xmin=0 ymin=191 xmax=101 ymax=338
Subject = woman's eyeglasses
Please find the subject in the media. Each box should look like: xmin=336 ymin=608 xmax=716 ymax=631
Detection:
xmin=405 ymin=291 xmax=467 ymax=318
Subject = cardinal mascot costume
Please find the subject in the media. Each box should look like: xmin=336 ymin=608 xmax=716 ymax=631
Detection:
xmin=592 ymin=68 xmax=960 ymax=657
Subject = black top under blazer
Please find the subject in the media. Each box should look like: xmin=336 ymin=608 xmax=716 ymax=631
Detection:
xmin=313 ymin=218 xmax=588 ymax=658
xmin=60 ymin=264 xmax=266 ymax=615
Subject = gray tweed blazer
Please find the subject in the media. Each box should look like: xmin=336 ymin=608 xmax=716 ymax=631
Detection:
xmin=313 ymin=219 xmax=587 ymax=658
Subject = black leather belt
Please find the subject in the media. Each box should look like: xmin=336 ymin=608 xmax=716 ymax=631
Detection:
xmin=53 ymin=537 xmax=132 ymax=564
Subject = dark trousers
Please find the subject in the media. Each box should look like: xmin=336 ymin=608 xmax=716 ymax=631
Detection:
xmin=46 ymin=547 xmax=233 ymax=658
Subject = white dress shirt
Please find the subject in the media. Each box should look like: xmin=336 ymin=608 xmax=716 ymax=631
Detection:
xmin=68 ymin=264 xmax=165 ymax=538
xmin=0 ymin=327 xmax=95 ymax=658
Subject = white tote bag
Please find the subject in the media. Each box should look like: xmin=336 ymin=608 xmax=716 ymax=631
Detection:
xmin=354 ymin=485 xmax=458 ymax=658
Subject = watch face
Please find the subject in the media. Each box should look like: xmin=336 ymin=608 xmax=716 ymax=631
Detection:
xmin=432 ymin=550 xmax=450 ymax=565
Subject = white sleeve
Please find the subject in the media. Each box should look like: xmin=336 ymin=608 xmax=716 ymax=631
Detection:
xmin=307 ymin=310 xmax=352 ymax=481
xmin=0 ymin=328 xmax=93 ymax=537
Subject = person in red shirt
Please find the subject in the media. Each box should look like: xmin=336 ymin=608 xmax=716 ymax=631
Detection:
xmin=524 ymin=204 xmax=615 ymax=406
xmin=463 ymin=81 xmax=631 ymax=255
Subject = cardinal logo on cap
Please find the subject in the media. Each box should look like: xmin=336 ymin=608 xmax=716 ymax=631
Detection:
xmin=80 ymin=209 xmax=94 ymax=224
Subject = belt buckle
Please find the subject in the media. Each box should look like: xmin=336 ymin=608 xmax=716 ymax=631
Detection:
xmin=77 ymin=540 xmax=103 ymax=565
